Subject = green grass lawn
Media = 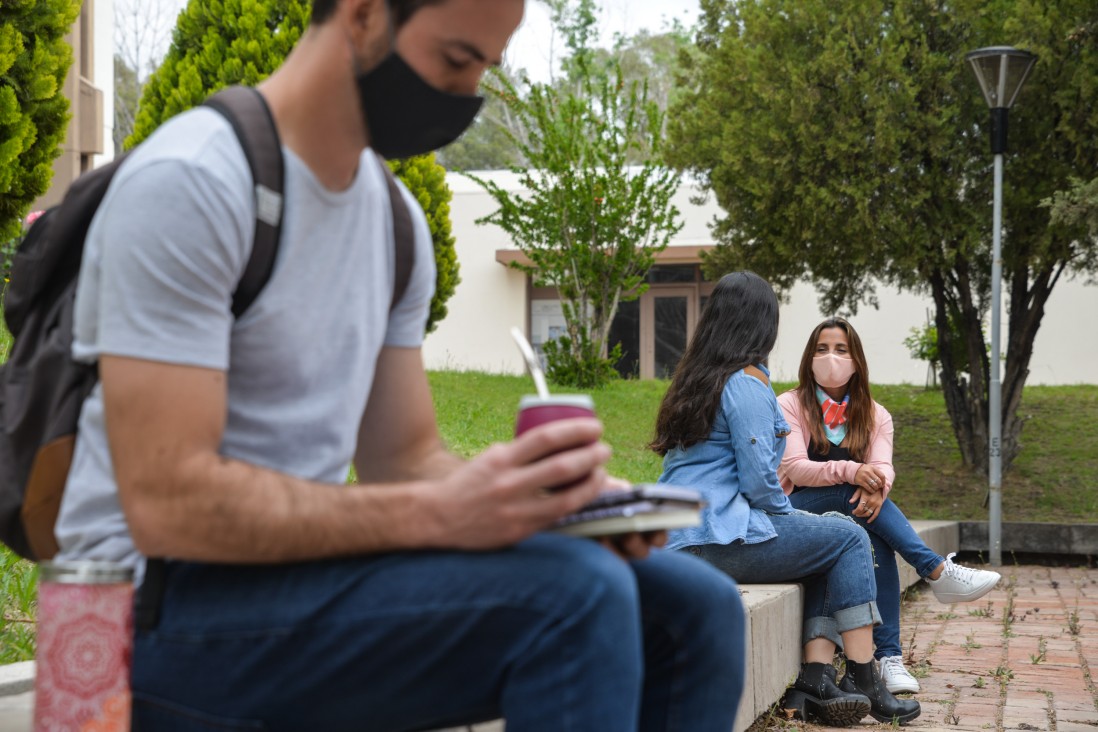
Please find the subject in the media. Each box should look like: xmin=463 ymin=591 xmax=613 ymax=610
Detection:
xmin=1 ymin=368 xmax=1095 ymax=664
xmin=430 ymin=371 xmax=1098 ymax=524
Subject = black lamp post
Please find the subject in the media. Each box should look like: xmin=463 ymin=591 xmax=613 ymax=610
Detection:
xmin=965 ymin=46 xmax=1036 ymax=567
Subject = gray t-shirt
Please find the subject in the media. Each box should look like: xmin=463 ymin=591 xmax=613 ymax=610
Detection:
xmin=55 ymin=107 xmax=436 ymax=568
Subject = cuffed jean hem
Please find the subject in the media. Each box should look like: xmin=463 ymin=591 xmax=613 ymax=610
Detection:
xmin=803 ymin=616 xmax=841 ymax=648
xmin=802 ymin=600 xmax=881 ymax=647
xmin=915 ymin=554 xmax=947 ymax=579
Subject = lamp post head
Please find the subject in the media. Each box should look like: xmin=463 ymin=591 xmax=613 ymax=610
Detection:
xmin=966 ymin=46 xmax=1037 ymax=110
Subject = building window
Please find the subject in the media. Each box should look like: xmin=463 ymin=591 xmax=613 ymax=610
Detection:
xmin=530 ymin=299 xmax=566 ymax=367
xmin=648 ymin=264 xmax=699 ymax=284
xmin=608 ymin=300 xmax=640 ymax=379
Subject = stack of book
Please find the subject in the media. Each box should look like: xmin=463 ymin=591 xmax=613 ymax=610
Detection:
xmin=554 ymin=484 xmax=704 ymax=537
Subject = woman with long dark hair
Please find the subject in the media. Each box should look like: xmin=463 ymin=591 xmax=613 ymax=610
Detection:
xmin=778 ymin=318 xmax=1001 ymax=693
xmin=651 ymin=272 xmax=920 ymax=726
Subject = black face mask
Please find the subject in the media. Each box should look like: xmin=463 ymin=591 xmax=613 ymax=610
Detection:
xmin=356 ymin=51 xmax=484 ymax=159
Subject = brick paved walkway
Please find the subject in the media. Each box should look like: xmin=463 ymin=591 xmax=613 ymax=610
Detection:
xmin=754 ymin=563 xmax=1098 ymax=731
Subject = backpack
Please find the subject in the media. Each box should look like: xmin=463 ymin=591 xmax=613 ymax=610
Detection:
xmin=0 ymin=86 xmax=416 ymax=561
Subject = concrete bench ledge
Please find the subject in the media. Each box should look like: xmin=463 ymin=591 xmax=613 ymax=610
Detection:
xmin=0 ymin=522 xmax=959 ymax=732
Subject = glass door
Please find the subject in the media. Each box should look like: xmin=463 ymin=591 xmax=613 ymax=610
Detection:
xmin=640 ymin=287 xmax=697 ymax=379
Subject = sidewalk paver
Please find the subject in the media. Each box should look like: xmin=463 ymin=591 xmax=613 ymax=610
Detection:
xmin=753 ymin=563 xmax=1098 ymax=731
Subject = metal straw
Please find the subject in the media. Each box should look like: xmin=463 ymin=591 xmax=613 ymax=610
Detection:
xmin=510 ymin=327 xmax=550 ymax=399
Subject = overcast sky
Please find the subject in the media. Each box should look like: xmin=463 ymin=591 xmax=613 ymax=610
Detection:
xmin=507 ymin=0 xmax=701 ymax=81
xmin=150 ymin=0 xmax=702 ymax=82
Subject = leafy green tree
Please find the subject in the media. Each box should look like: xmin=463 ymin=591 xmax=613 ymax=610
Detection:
xmin=471 ymin=0 xmax=682 ymax=388
xmin=601 ymin=23 xmax=695 ymax=136
xmin=0 ymin=0 xmax=80 ymax=244
xmin=114 ymin=0 xmax=178 ymax=155
xmin=114 ymin=55 xmax=141 ymax=154
xmin=1045 ymin=176 xmax=1098 ymax=240
xmin=669 ymin=0 xmax=1098 ymax=473
xmin=436 ymin=65 xmax=526 ymax=172
xmin=437 ymin=18 xmax=694 ymax=173
xmin=129 ymin=0 xmax=458 ymax=331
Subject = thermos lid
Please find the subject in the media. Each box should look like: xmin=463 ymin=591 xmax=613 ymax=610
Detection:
xmin=518 ymin=394 xmax=595 ymax=410
xmin=39 ymin=560 xmax=134 ymax=584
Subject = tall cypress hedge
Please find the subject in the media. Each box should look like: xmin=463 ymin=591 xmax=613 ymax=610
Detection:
xmin=130 ymin=0 xmax=460 ymax=332
xmin=0 ymin=0 xmax=81 ymax=244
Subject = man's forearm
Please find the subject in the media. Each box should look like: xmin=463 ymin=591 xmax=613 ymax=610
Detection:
xmin=122 ymin=453 xmax=435 ymax=563
xmin=355 ymin=442 xmax=465 ymax=484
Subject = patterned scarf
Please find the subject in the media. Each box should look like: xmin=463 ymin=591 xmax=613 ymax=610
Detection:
xmin=816 ymin=386 xmax=848 ymax=446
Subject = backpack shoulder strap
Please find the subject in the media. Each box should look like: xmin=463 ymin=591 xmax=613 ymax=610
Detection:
xmin=203 ymin=86 xmax=285 ymax=318
xmin=743 ymin=365 xmax=770 ymax=386
xmin=374 ymin=153 xmax=416 ymax=311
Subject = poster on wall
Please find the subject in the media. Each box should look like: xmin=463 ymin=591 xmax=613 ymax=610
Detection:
xmin=530 ymin=299 xmax=567 ymax=366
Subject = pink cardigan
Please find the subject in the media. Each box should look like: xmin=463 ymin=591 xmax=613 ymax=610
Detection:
xmin=776 ymin=390 xmax=896 ymax=497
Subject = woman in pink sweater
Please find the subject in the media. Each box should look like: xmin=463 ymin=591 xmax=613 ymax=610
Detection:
xmin=777 ymin=317 xmax=1001 ymax=695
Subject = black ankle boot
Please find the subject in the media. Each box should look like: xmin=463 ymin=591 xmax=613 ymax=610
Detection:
xmin=841 ymin=659 xmax=922 ymax=724
xmin=781 ymin=662 xmax=871 ymax=727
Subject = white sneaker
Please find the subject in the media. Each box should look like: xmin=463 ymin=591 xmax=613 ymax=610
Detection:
xmin=879 ymin=655 xmax=920 ymax=694
xmin=928 ymin=553 xmax=1001 ymax=603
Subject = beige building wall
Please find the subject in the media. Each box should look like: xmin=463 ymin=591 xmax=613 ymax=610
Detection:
xmin=426 ymin=170 xmax=1098 ymax=385
xmin=34 ymin=0 xmax=109 ymax=211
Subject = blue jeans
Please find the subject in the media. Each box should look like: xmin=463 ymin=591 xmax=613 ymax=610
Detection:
xmin=789 ymin=484 xmax=944 ymax=658
xmin=130 ymin=534 xmax=745 ymax=732
xmin=687 ymin=511 xmax=880 ymax=650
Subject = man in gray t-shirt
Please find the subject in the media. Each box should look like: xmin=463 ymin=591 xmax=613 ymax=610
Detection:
xmin=58 ymin=0 xmax=747 ymax=729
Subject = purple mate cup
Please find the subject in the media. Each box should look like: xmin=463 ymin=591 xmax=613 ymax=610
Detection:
xmin=515 ymin=394 xmax=598 ymax=492
xmin=514 ymin=394 xmax=597 ymax=436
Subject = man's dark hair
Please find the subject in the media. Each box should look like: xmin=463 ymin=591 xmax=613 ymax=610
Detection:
xmin=311 ymin=0 xmax=445 ymax=26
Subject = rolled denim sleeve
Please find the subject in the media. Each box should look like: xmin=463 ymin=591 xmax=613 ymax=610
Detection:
xmin=722 ymin=377 xmax=793 ymax=514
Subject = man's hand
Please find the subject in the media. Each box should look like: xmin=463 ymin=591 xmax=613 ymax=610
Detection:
xmin=593 ymin=476 xmax=668 ymax=560
xmin=599 ymin=531 xmax=669 ymax=561
xmin=417 ymin=417 xmax=611 ymax=550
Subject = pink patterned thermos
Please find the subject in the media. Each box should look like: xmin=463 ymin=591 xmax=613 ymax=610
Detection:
xmin=34 ymin=561 xmax=134 ymax=732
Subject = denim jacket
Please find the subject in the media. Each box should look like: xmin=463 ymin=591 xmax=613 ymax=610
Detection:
xmin=660 ymin=365 xmax=794 ymax=550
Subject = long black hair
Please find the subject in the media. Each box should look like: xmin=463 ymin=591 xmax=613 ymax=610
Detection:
xmin=650 ymin=271 xmax=780 ymax=456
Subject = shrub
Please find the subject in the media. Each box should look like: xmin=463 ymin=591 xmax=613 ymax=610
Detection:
xmin=0 ymin=0 xmax=80 ymax=246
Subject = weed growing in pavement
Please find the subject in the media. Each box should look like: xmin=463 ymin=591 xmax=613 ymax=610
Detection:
xmin=963 ymin=633 xmax=983 ymax=653
xmin=1030 ymin=636 xmax=1047 ymax=664
xmin=974 ymin=676 xmax=985 ymax=688
xmin=969 ymin=599 xmax=995 ymax=618
xmin=991 ymin=665 xmax=1015 ymax=682
xmin=1002 ymin=578 xmax=1017 ymax=637
xmin=910 ymin=659 xmax=932 ymax=679
xmin=937 ymin=612 xmax=959 ymax=620
xmin=1067 ymin=608 xmax=1081 ymax=636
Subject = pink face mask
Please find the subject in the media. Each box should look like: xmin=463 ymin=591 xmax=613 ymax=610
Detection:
xmin=812 ymin=353 xmax=856 ymax=389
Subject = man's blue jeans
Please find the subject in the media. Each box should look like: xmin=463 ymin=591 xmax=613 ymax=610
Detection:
xmin=687 ymin=511 xmax=881 ymax=649
xmin=789 ymin=484 xmax=944 ymax=658
xmin=130 ymin=534 xmax=745 ymax=732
